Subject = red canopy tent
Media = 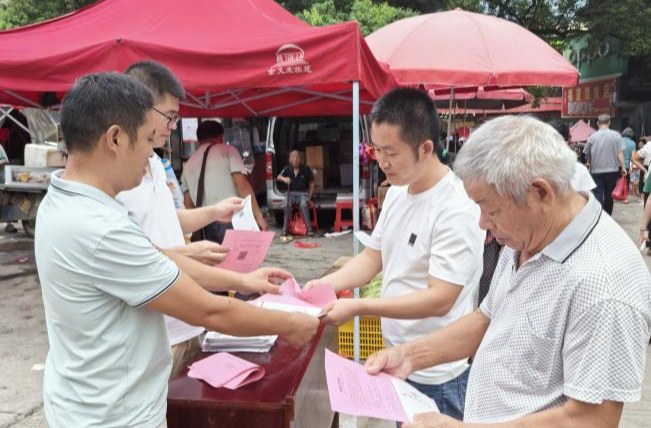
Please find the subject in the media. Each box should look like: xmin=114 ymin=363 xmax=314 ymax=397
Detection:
xmin=0 ymin=0 xmax=396 ymax=117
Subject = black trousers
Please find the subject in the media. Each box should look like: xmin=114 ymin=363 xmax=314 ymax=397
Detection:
xmin=591 ymin=171 xmax=620 ymax=215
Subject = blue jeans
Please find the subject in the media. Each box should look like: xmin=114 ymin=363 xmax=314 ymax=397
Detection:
xmin=403 ymin=367 xmax=470 ymax=422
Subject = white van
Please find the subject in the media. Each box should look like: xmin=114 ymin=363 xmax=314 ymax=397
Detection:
xmin=265 ymin=116 xmax=376 ymax=224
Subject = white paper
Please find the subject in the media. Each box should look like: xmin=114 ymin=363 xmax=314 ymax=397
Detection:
xmin=390 ymin=378 xmax=440 ymax=421
xmin=232 ymin=195 xmax=260 ymax=231
xmin=260 ymin=301 xmax=323 ymax=317
xmin=181 ymin=118 xmax=198 ymax=142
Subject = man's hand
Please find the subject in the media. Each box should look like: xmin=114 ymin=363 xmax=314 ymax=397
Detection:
xmin=183 ymin=240 xmax=229 ymax=264
xmin=320 ymin=299 xmax=361 ymax=326
xmin=303 ymin=278 xmax=328 ymax=291
xmin=280 ymin=313 xmax=320 ymax=347
xmin=240 ymin=268 xmax=291 ymax=295
xmin=621 ymin=168 xmax=628 ymax=177
xmin=365 ymin=345 xmax=413 ymax=380
xmin=638 ymin=229 xmax=649 ymax=248
xmin=403 ymin=412 xmax=464 ymax=428
xmin=212 ymin=197 xmax=244 ymax=222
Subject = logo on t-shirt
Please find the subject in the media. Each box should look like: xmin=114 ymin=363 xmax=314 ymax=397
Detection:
xmin=408 ymin=233 xmax=417 ymax=247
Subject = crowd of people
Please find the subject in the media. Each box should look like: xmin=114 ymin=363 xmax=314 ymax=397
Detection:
xmin=31 ymin=62 xmax=651 ymax=428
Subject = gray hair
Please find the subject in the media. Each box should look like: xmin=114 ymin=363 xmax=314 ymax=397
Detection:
xmin=454 ymin=115 xmax=577 ymax=204
xmin=598 ymin=114 xmax=610 ymax=124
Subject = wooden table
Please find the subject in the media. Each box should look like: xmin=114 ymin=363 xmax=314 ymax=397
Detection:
xmin=167 ymin=325 xmax=337 ymax=428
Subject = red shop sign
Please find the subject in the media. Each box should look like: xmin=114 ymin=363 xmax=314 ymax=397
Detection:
xmin=562 ymin=77 xmax=618 ymax=118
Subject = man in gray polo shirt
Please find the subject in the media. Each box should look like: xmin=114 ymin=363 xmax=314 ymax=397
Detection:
xmin=583 ymin=113 xmax=626 ymax=215
xmin=366 ymin=116 xmax=650 ymax=427
xmin=34 ymin=73 xmax=319 ymax=428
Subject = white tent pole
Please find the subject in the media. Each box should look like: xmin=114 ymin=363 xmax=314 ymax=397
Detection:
xmin=352 ymin=80 xmax=361 ymax=363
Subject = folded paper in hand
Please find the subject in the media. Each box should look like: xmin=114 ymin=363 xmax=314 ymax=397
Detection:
xmin=232 ymin=195 xmax=260 ymax=231
xmin=249 ymin=278 xmax=337 ymax=316
xmin=188 ymin=352 xmax=265 ymax=390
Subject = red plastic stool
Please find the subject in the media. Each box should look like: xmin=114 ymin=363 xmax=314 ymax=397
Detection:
xmin=334 ymin=200 xmax=354 ymax=232
xmin=292 ymin=202 xmax=319 ymax=233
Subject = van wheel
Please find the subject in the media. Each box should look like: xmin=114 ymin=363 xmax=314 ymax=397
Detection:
xmin=274 ymin=210 xmax=284 ymax=226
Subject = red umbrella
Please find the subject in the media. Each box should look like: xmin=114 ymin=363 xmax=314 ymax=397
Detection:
xmin=570 ymin=120 xmax=597 ymax=143
xmin=366 ymin=9 xmax=579 ymax=88
xmin=430 ymin=87 xmax=533 ymax=110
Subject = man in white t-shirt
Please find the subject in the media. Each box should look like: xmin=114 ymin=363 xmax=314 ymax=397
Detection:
xmin=117 ymin=61 xmax=290 ymax=376
xmin=306 ymin=88 xmax=485 ymax=420
xmin=181 ymin=120 xmax=268 ymax=243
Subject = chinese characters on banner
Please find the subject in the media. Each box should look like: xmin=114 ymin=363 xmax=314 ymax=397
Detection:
xmin=562 ymin=77 xmax=618 ymax=118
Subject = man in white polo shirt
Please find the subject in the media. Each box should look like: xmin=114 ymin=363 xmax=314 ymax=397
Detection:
xmin=366 ymin=116 xmax=651 ymax=428
xmin=307 ymin=88 xmax=484 ymax=420
xmin=35 ymin=73 xmax=319 ymax=428
xmin=118 ymin=61 xmax=288 ymax=375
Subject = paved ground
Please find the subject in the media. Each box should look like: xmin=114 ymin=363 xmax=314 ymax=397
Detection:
xmin=0 ymin=195 xmax=650 ymax=428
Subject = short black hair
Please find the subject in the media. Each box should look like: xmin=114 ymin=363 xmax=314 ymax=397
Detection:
xmin=371 ymin=87 xmax=440 ymax=157
xmin=549 ymin=120 xmax=570 ymax=142
xmin=60 ymin=72 xmax=153 ymax=154
xmin=125 ymin=60 xmax=185 ymax=102
xmin=197 ymin=120 xmax=224 ymax=141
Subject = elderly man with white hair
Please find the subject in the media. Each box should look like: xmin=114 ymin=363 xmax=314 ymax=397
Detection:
xmin=366 ymin=115 xmax=651 ymax=428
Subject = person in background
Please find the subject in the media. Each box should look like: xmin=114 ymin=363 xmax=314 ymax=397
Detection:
xmin=550 ymin=121 xmax=596 ymax=194
xmin=277 ymin=150 xmax=315 ymax=238
xmin=632 ymin=137 xmax=651 ymax=204
xmin=583 ymin=113 xmax=626 ymax=215
xmin=182 ymin=120 xmax=268 ymax=243
xmin=367 ymin=115 xmax=651 ymax=428
xmin=35 ymin=72 xmax=319 ymax=428
xmin=621 ymin=127 xmax=637 ymax=203
xmin=0 ymin=143 xmax=17 ymax=233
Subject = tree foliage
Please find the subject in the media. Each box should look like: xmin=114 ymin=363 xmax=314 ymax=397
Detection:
xmin=297 ymin=0 xmax=417 ymax=35
xmin=0 ymin=0 xmax=98 ymax=30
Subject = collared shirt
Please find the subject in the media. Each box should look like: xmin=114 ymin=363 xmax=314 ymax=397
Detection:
xmin=35 ymin=171 xmax=180 ymax=428
xmin=583 ymin=128 xmax=624 ymax=174
xmin=280 ymin=164 xmax=314 ymax=193
xmin=117 ymin=154 xmax=204 ymax=346
xmin=465 ymin=194 xmax=651 ymax=423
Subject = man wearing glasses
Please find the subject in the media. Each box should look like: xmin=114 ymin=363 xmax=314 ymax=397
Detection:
xmin=117 ymin=61 xmax=290 ymax=376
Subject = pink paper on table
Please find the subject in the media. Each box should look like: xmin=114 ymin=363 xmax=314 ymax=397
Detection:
xmin=324 ymin=349 xmax=438 ymax=423
xmin=188 ymin=352 xmax=265 ymax=390
xmin=218 ymin=230 xmax=274 ymax=273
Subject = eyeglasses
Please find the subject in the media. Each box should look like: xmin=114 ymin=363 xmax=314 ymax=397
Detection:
xmin=153 ymin=107 xmax=181 ymax=128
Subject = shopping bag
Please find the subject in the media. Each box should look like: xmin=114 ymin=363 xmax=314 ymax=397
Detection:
xmin=611 ymin=176 xmax=629 ymax=201
xmin=289 ymin=212 xmax=307 ymax=236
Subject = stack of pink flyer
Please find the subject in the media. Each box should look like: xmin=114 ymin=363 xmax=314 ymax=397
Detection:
xmin=188 ymin=352 xmax=265 ymax=390
xmin=250 ymin=278 xmax=337 ymax=316
xmin=325 ymin=349 xmax=439 ymax=423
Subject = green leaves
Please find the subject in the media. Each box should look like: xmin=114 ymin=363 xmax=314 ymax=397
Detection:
xmin=0 ymin=0 xmax=98 ymax=30
xmin=296 ymin=0 xmax=417 ymax=36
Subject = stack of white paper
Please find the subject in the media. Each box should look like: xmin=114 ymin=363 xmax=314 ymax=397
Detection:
xmin=201 ymin=331 xmax=277 ymax=353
